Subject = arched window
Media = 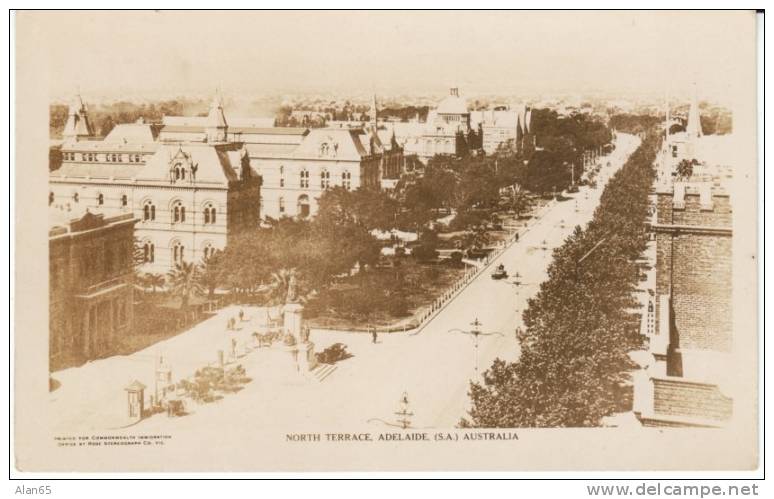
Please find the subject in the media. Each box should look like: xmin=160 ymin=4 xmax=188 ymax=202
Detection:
xmin=49 ymin=192 xmax=54 ymax=206
xmin=135 ymin=154 xmax=141 ymax=163
xmin=143 ymin=200 xmax=156 ymax=221
xmin=202 ymin=242 xmax=215 ymax=261
xmin=320 ymin=143 xmax=329 ymax=156
xmin=300 ymin=169 xmax=309 ymax=188
xmin=171 ymin=241 xmax=184 ymax=266
xmin=171 ymin=201 xmax=185 ymax=223
xmin=342 ymin=170 xmax=352 ymax=191
xmin=73 ymin=192 xmax=79 ymax=203
xmin=203 ymin=203 xmax=216 ymax=225
xmin=121 ymin=194 xmax=128 ymax=207
xmin=97 ymin=193 xmax=104 ymax=206
xmin=142 ymin=241 xmax=155 ymax=263
xmin=297 ymin=194 xmax=310 ymax=218
xmin=321 ymin=169 xmax=330 ymax=189
xmin=279 ymin=197 xmax=285 ymax=214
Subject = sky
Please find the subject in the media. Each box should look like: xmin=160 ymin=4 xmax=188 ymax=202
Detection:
xmin=19 ymin=10 xmax=757 ymax=104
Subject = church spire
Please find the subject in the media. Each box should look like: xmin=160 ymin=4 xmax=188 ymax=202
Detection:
xmin=206 ymin=89 xmax=228 ymax=142
xmin=685 ymin=82 xmax=703 ymax=139
xmin=371 ymin=94 xmax=378 ymax=127
xmin=62 ymin=92 xmax=94 ymax=140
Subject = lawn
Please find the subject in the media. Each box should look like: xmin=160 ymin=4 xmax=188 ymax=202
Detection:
xmin=304 ymin=257 xmax=469 ymax=331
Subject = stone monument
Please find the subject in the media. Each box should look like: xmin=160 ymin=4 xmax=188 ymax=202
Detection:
xmin=281 ymin=271 xmax=317 ymax=374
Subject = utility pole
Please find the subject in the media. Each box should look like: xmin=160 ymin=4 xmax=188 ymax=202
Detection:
xmin=394 ymin=392 xmax=414 ymax=429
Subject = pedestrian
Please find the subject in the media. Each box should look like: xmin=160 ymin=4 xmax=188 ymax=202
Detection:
xmin=239 ymin=309 xmax=244 ymax=322
xmin=371 ymin=327 xmax=378 ymax=344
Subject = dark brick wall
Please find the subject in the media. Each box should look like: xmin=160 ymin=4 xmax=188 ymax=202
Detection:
xmin=653 ymin=378 xmax=733 ymax=421
xmin=654 ymin=188 xmax=732 ymax=353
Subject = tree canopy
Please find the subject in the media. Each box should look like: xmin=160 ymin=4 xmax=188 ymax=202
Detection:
xmin=462 ymin=124 xmax=659 ymax=428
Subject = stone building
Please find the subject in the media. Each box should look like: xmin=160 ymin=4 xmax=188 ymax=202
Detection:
xmin=634 ymin=95 xmax=736 ymax=427
xmin=49 ymin=209 xmax=137 ymax=370
xmin=158 ymin=95 xmax=402 ymax=220
xmin=470 ymin=104 xmax=532 ymax=155
xmin=387 ymin=88 xmax=471 ymax=162
xmin=247 ymin=127 xmax=395 ymax=219
xmin=49 ymin=95 xmax=262 ymax=274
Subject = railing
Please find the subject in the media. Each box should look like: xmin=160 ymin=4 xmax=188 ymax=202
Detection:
xmin=76 ymin=274 xmax=130 ymax=297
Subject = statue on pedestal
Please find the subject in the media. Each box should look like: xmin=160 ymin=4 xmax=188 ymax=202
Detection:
xmin=285 ymin=271 xmax=299 ymax=304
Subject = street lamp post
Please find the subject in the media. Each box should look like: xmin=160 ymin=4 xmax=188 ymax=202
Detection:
xmin=449 ymin=318 xmax=503 ymax=379
xmin=367 ymin=391 xmax=416 ymax=429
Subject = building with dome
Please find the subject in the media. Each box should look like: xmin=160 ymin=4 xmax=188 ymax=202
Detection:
xmin=386 ymin=88 xmax=471 ymax=162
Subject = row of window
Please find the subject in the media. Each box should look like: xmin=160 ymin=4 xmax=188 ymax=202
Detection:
xmin=50 ymin=192 xmax=129 ymax=207
xmin=141 ymin=200 xmax=217 ymax=225
xmin=141 ymin=241 xmax=217 ymax=265
xmin=279 ymin=169 xmax=352 ymax=190
xmin=62 ymin=152 xmax=144 ymax=163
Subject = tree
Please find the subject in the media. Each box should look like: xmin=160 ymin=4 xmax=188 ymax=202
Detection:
xmin=143 ymin=273 xmax=166 ymax=295
xmin=464 ymin=224 xmax=491 ymax=251
xmin=462 ymin=125 xmax=659 ymax=428
xmin=198 ymin=252 xmax=223 ymax=300
xmin=507 ymin=185 xmax=531 ymax=218
xmin=167 ymin=261 xmax=205 ymax=310
xmin=99 ymin=115 xmax=116 ymax=137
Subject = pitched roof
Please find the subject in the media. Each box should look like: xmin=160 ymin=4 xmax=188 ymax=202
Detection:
xmin=61 ymin=138 xmax=159 ymax=153
xmin=244 ymin=143 xmax=300 ymax=157
xmin=162 ymin=116 xmax=208 ymax=129
xmin=135 ymin=143 xmax=242 ymax=184
xmin=228 ymin=117 xmax=277 ymax=128
xmin=104 ymin=123 xmax=160 ymax=143
xmin=50 ymin=163 xmax=145 ymax=180
xmin=291 ymin=128 xmax=370 ymax=160
xmin=228 ymin=126 xmax=308 ymax=136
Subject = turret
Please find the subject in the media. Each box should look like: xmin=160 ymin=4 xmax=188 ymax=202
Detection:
xmin=205 ymin=92 xmax=228 ymax=143
xmin=62 ymin=94 xmax=94 ymax=140
xmin=685 ymin=82 xmax=703 ymax=139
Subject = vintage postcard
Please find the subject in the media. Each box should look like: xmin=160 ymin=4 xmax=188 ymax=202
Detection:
xmin=13 ymin=10 xmax=760 ymax=472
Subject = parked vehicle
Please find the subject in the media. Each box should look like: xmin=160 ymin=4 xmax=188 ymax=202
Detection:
xmin=491 ymin=264 xmax=508 ymax=280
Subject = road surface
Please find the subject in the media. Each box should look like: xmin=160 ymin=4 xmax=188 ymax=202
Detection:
xmin=50 ymin=133 xmax=640 ymax=439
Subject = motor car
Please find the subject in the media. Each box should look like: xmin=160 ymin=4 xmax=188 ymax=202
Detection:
xmin=491 ymin=264 xmax=508 ymax=280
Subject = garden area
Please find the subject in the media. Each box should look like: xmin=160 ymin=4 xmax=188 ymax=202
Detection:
xmin=304 ymin=257 xmax=469 ymax=331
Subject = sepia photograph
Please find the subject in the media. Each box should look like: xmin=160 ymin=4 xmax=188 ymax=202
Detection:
xmin=11 ymin=8 xmax=762 ymax=480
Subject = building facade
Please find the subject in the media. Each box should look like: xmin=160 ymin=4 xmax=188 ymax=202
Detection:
xmin=247 ymin=127 xmax=397 ymax=219
xmin=388 ymin=88 xmax=470 ymax=162
xmin=470 ymin=104 xmax=532 ymax=155
xmin=50 ymin=95 xmax=262 ymax=274
xmin=634 ymin=94 xmax=736 ymax=427
xmin=49 ymin=210 xmax=137 ymax=370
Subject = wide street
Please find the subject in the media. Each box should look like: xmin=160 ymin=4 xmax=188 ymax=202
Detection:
xmin=114 ymin=132 xmax=641 ymax=437
xmin=49 ymin=133 xmax=639 ymax=439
